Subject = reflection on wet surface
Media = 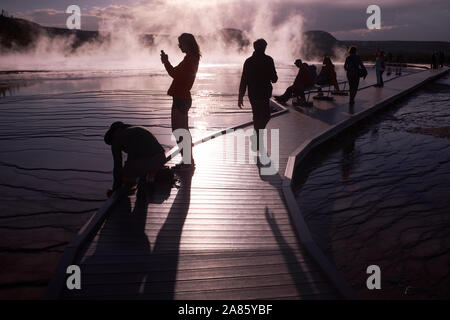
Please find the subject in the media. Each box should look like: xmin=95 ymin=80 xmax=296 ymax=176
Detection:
xmin=0 ymin=64 xmax=299 ymax=298
xmin=294 ymin=74 xmax=450 ymax=299
xmin=0 ymin=64 xmax=422 ymax=298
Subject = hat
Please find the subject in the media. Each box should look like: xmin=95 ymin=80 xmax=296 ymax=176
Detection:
xmin=104 ymin=121 xmax=126 ymax=145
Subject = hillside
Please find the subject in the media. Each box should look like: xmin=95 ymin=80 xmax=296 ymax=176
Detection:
xmin=0 ymin=15 xmax=448 ymax=63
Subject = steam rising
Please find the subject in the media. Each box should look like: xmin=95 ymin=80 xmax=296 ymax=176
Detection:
xmin=0 ymin=0 xmax=306 ymax=70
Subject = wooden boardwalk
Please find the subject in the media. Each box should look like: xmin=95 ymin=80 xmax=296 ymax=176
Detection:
xmin=47 ymin=67 xmax=449 ymax=300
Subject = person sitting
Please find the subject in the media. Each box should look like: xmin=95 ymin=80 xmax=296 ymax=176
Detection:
xmin=274 ymin=59 xmax=315 ymax=105
xmin=104 ymin=121 xmax=167 ymax=197
xmin=315 ymin=56 xmax=340 ymax=96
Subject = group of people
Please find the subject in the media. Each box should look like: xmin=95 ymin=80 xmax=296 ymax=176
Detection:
xmin=431 ymin=51 xmax=445 ymax=69
xmin=104 ymin=33 xmax=201 ymax=197
xmin=103 ymin=35 xmax=373 ymax=195
xmin=274 ymin=56 xmax=341 ymax=105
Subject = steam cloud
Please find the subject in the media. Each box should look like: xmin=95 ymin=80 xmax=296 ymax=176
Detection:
xmin=1 ymin=0 xmax=307 ymax=70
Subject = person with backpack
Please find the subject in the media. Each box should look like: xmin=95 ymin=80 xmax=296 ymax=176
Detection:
xmin=104 ymin=121 xmax=167 ymax=197
xmin=344 ymin=46 xmax=367 ymax=106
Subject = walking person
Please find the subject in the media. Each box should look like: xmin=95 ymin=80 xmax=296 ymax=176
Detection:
xmin=344 ymin=46 xmax=367 ymax=106
xmin=161 ymin=33 xmax=200 ymax=169
xmin=238 ymin=38 xmax=278 ymax=153
xmin=375 ymin=51 xmax=386 ymax=87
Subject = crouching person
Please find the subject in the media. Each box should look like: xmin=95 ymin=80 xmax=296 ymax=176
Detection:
xmin=104 ymin=121 xmax=166 ymax=197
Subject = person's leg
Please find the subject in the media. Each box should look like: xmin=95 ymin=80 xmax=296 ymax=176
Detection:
xmin=276 ymin=86 xmax=294 ymax=102
xmin=348 ymin=75 xmax=359 ymax=104
xmin=380 ymin=71 xmax=384 ymax=86
xmin=250 ymin=99 xmax=270 ymax=152
xmin=294 ymin=85 xmax=306 ymax=102
xmin=171 ymin=98 xmax=193 ymax=165
xmin=123 ymin=152 xmax=166 ymax=184
xmin=332 ymin=77 xmax=340 ymax=91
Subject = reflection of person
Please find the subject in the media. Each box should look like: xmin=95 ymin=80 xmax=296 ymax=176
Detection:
xmin=274 ymin=59 xmax=314 ymax=104
xmin=161 ymin=33 xmax=200 ymax=169
xmin=104 ymin=121 xmax=166 ymax=197
xmin=238 ymin=38 xmax=278 ymax=151
xmin=344 ymin=46 xmax=367 ymax=106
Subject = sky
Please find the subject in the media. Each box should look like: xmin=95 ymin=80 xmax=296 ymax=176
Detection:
xmin=1 ymin=0 xmax=449 ymax=41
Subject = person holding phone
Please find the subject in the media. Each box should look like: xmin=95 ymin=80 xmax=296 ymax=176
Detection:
xmin=160 ymin=33 xmax=201 ymax=169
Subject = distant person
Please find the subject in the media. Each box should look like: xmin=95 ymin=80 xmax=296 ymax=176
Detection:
xmin=161 ymin=33 xmax=200 ymax=169
xmin=344 ymin=46 xmax=367 ymax=106
xmin=375 ymin=51 xmax=386 ymax=87
xmin=238 ymin=38 xmax=278 ymax=151
xmin=274 ymin=59 xmax=314 ymax=105
xmin=386 ymin=52 xmax=393 ymax=76
xmin=315 ymin=56 xmax=340 ymax=95
xmin=104 ymin=121 xmax=166 ymax=197
xmin=395 ymin=54 xmax=403 ymax=75
xmin=439 ymin=51 xmax=445 ymax=68
xmin=431 ymin=52 xmax=438 ymax=69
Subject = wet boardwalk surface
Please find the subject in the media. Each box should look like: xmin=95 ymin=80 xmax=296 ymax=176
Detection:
xmin=55 ymin=67 xmax=448 ymax=299
xmin=63 ymin=125 xmax=338 ymax=299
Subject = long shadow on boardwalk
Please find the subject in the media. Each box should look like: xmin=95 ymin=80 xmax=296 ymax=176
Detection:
xmin=258 ymin=163 xmax=331 ymax=298
xmin=79 ymin=171 xmax=192 ymax=299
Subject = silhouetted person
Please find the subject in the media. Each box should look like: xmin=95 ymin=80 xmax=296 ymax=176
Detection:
xmin=238 ymin=38 xmax=278 ymax=151
xmin=161 ymin=33 xmax=200 ymax=169
xmin=274 ymin=59 xmax=314 ymax=105
xmin=375 ymin=51 xmax=385 ymax=87
xmin=431 ymin=52 xmax=438 ymax=69
xmin=104 ymin=121 xmax=166 ymax=197
xmin=344 ymin=46 xmax=367 ymax=106
xmin=395 ymin=54 xmax=403 ymax=75
xmin=316 ymin=56 xmax=340 ymax=95
xmin=386 ymin=52 xmax=393 ymax=76
xmin=439 ymin=51 xmax=445 ymax=68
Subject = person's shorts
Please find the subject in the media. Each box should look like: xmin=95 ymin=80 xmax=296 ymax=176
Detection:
xmin=171 ymin=97 xmax=192 ymax=132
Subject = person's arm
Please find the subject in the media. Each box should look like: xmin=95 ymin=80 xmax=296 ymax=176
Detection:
xmin=163 ymin=56 xmax=187 ymax=79
xmin=112 ymin=144 xmax=123 ymax=191
xmin=344 ymin=57 xmax=349 ymax=71
xmin=270 ymin=58 xmax=278 ymax=83
xmin=238 ymin=62 xmax=248 ymax=108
